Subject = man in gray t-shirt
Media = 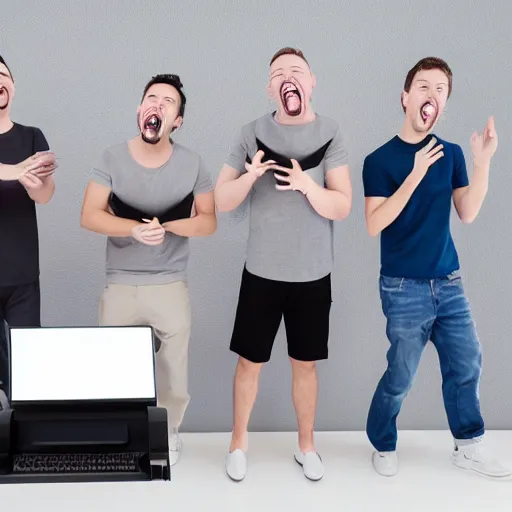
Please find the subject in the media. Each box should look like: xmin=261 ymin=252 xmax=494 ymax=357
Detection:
xmin=215 ymin=48 xmax=352 ymax=482
xmin=80 ymin=74 xmax=215 ymax=466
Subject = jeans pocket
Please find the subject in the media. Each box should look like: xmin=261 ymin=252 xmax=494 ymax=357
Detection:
xmin=379 ymin=275 xmax=404 ymax=293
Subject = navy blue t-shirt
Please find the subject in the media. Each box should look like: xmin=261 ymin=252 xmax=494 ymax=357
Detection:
xmin=362 ymin=134 xmax=469 ymax=279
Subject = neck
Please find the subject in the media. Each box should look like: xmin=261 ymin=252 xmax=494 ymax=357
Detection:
xmin=274 ymin=104 xmax=316 ymax=125
xmin=398 ymin=119 xmax=431 ymax=144
xmin=0 ymin=113 xmax=13 ymax=134
xmin=134 ymin=133 xmax=173 ymax=154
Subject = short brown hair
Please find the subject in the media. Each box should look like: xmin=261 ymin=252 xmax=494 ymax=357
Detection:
xmin=270 ymin=47 xmax=309 ymax=67
xmin=401 ymin=57 xmax=452 ymax=111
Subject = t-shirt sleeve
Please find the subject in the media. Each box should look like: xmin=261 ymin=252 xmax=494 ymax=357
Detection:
xmin=362 ymin=154 xmax=395 ymax=198
xmin=224 ymin=129 xmax=249 ymax=174
xmin=33 ymin=128 xmax=50 ymax=153
xmin=194 ymin=155 xmax=214 ymax=195
xmin=324 ymin=127 xmax=349 ymax=173
xmin=452 ymin=144 xmax=469 ymax=189
xmin=88 ymin=149 xmax=113 ymax=188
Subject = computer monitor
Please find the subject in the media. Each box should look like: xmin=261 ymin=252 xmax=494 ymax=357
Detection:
xmin=8 ymin=326 xmax=157 ymax=406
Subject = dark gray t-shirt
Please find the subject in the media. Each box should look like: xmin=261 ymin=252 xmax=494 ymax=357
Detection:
xmin=226 ymin=112 xmax=348 ymax=282
xmin=90 ymin=141 xmax=213 ymax=285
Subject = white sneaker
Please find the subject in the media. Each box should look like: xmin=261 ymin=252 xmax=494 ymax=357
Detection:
xmin=294 ymin=450 xmax=324 ymax=481
xmin=452 ymin=440 xmax=512 ymax=478
xmin=169 ymin=428 xmax=182 ymax=466
xmin=226 ymin=449 xmax=247 ymax=481
xmin=372 ymin=450 xmax=398 ymax=476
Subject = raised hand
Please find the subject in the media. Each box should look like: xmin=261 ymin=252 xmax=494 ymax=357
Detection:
xmin=413 ymin=137 xmax=444 ymax=177
xmin=271 ymin=159 xmax=311 ymax=195
xmin=471 ymin=116 xmax=498 ymax=165
xmin=245 ymin=150 xmax=276 ymax=178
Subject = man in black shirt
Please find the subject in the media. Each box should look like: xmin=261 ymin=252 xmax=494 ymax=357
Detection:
xmin=0 ymin=55 xmax=57 ymax=397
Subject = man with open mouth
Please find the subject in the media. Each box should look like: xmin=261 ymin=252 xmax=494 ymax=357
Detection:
xmin=80 ymin=74 xmax=216 ymax=466
xmin=0 ymin=55 xmax=57 ymax=400
xmin=215 ymin=47 xmax=352 ymax=482
xmin=363 ymin=57 xmax=510 ymax=478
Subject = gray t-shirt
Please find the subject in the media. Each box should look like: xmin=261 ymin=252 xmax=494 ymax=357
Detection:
xmin=90 ymin=141 xmax=213 ymax=285
xmin=226 ymin=112 xmax=348 ymax=282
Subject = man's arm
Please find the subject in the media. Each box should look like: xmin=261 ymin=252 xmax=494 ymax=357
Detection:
xmin=22 ymin=174 xmax=55 ymax=204
xmin=452 ymin=117 xmax=497 ymax=224
xmin=80 ymin=181 xmax=141 ymax=237
xmin=0 ymin=163 xmax=25 ymax=181
xmin=365 ymin=174 xmax=423 ymax=237
xmin=214 ymin=164 xmax=257 ymax=212
xmin=364 ymin=137 xmax=444 ymax=236
xmin=163 ymin=191 xmax=216 ymax=237
xmin=275 ymin=162 xmax=352 ymax=221
xmin=452 ymin=162 xmax=489 ymax=224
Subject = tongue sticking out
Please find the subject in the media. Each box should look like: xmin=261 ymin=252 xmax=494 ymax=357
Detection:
xmin=281 ymin=82 xmax=302 ymax=116
xmin=421 ymin=102 xmax=436 ymax=123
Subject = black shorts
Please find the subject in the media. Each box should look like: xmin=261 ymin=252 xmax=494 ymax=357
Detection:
xmin=230 ymin=268 xmax=332 ymax=363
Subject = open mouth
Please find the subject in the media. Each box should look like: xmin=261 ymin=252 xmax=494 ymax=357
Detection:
xmin=420 ymin=101 xmax=437 ymax=124
xmin=0 ymin=86 xmax=9 ymax=109
xmin=144 ymin=112 xmax=162 ymax=133
xmin=280 ymin=81 xmax=302 ymax=116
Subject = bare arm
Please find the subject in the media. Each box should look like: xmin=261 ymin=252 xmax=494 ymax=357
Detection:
xmin=214 ymin=165 xmax=256 ymax=212
xmin=25 ymin=175 xmax=55 ymax=204
xmin=0 ymin=163 xmax=24 ymax=181
xmin=299 ymin=165 xmax=352 ymax=221
xmin=452 ymin=160 xmax=489 ymax=224
xmin=80 ymin=181 xmax=141 ymax=236
xmin=364 ymin=137 xmax=444 ymax=236
xmin=163 ymin=191 xmax=217 ymax=237
xmin=365 ymin=171 xmax=424 ymax=236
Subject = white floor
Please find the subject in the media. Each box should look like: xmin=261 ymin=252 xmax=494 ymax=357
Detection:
xmin=2 ymin=431 xmax=512 ymax=511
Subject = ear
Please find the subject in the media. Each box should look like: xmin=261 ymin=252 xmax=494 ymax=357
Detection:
xmin=173 ymin=115 xmax=183 ymax=131
xmin=311 ymin=72 xmax=317 ymax=89
xmin=266 ymin=81 xmax=274 ymax=100
xmin=401 ymin=91 xmax=408 ymax=111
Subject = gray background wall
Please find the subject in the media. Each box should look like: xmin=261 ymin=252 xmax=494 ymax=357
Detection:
xmin=2 ymin=0 xmax=511 ymax=433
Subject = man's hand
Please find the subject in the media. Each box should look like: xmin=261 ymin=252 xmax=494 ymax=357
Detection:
xmin=272 ymin=159 xmax=312 ymax=195
xmin=131 ymin=217 xmax=165 ymax=246
xmin=1 ymin=151 xmax=57 ymax=181
xmin=412 ymin=137 xmax=444 ymax=178
xmin=471 ymin=116 xmax=498 ymax=166
xmin=18 ymin=172 xmax=46 ymax=190
xmin=245 ymin=150 xmax=275 ymax=178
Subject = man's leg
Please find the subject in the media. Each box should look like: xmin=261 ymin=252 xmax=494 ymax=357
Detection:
xmin=2 ymin=281 xmax=41 ymax=399
xmin=366 ymin=276 xmax=434 ymax=476
xmin=226 ymin=268 xmax=284 ymax=481
xmin=0 ymin=306 xmax=7 ymax=399
xmin=139 ymin=281 xmax=191 ymax=466
xmin=432 ymin=275 xmax=511 ymax=477
xmin=283 ymin=273 xmax=331 ymax=481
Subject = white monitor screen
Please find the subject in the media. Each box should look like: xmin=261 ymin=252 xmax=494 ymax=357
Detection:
xmin=9 ymin=326 xmax=156 ymax=403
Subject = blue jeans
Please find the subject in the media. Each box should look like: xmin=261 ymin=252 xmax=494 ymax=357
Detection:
xmin=366 ymin=271 xmax=485 ymax=452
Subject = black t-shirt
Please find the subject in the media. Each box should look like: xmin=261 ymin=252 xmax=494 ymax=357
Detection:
xmin=0 ymin=123 xmax=49 ymax=286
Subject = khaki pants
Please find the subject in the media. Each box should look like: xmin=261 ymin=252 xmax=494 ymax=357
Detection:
xmin=99 ymin=281 xmax=191 ymax=429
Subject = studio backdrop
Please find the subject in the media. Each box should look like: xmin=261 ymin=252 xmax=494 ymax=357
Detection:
xmin=2 ymin=0 xmax=511 ymax=432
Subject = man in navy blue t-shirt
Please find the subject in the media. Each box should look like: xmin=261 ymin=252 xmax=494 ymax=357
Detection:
xmin=362 ymin=57 xmax=509 ymax=478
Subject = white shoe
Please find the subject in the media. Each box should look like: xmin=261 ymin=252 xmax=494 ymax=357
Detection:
xmin=169 ymin=428 xmax=182 ymax=466
xmin=226 ymin=449 xmax=247 ymax=481
xmin=452 ymin=440 xmax=512 ymax=478
xmin=294 ymin=450 xmax=324 ymax=481
xmin=372 ymin=450 xmax=398 ymax=476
